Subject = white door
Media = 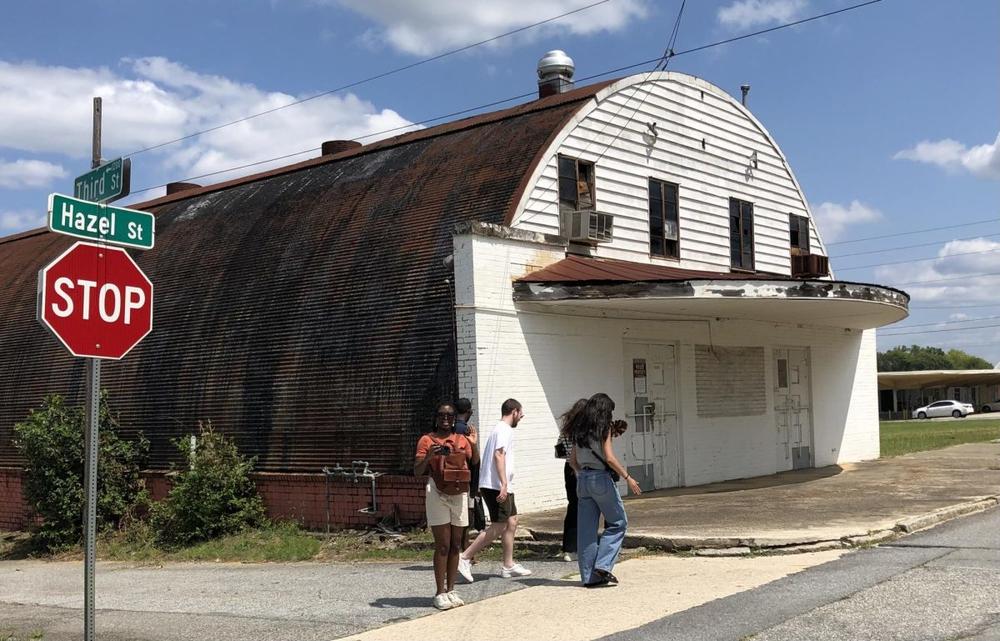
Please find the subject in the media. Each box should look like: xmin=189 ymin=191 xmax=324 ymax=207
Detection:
xmin=774 ymin=347 xmax=813 ymax=471
xmin=622 ymin=342 xmax=680 ymax=494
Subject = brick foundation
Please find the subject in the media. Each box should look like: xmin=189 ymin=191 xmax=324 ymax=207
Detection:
xmin=1 ymin=467 xmax=427 ymax=532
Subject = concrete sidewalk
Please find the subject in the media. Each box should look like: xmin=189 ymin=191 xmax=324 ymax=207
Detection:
xmin=521 ymin=442 xmax=1000 ymax=554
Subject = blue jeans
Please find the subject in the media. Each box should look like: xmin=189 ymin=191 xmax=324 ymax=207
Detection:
xmin=576 ymin=468 xmax=627 ymax=584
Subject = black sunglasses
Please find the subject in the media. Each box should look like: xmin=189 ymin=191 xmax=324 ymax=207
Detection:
xmin=436 ymin=412 xmax=456 ymax=418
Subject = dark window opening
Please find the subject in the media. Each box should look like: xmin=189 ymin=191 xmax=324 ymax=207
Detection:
xmin=790 ymin=214 xmax=810 ymax=255
xmin=648 ymin=179 xmax=680 ymax=259
xmin=558 ymin=156 xmax=595 ymax=214
xmin=729 ymin=197 xmax=755 ymax=270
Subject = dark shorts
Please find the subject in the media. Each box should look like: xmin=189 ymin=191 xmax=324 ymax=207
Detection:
xmin=480 ymin=488 xmax=517 ymax=522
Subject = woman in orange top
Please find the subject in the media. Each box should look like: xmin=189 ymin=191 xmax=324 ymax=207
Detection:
xmin=414 ymin=402 xmax=479 ymax=610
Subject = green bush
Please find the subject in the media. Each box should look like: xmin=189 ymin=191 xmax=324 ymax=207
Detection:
xmin=151 ymin=423 xmax=267 ymax=547
xmin=13 ymin=393 xmax=149 ymax=551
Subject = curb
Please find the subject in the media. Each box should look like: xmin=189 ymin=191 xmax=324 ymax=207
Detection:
xmin=524 ymin=495 xmax=1000 ymax=557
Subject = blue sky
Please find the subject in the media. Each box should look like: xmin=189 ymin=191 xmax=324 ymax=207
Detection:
xmin=1 ymin=0 xmax=998 ymax=360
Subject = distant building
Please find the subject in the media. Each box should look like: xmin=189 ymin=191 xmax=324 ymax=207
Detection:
xmin=0 ymin=52 xmax=908 ymax=530
xmin=878 ymin=370 xmax=1000 ymax=419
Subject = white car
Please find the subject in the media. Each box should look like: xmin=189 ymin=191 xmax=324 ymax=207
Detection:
xmin=981 ymin=400 xmax=1000 ymax=413
xmin=912 ymin=400 xmax=975 ymax=419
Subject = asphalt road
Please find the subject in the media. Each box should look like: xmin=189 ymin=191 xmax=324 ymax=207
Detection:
xmin=599 ymin=506 xmax=1000 ymax=641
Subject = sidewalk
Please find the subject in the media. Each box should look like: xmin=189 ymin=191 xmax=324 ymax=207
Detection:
xmin=3 ymin=443 xmax=999 ymax=640
xmin=520 ymin=442 xmax=1000 ymax=554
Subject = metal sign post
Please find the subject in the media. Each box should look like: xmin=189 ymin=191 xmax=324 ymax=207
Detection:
xmin=84 ymin=95 xmax=101 ymax=641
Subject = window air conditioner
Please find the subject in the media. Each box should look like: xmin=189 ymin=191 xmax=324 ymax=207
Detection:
xmin=791 ymin=253 xmax=830 ymax=278
xmin=566 ymin=209 xmax=614 ymax=244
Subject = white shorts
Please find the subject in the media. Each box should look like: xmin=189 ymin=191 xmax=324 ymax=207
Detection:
xmin=425 ymin=481 xmax=469 ymax=527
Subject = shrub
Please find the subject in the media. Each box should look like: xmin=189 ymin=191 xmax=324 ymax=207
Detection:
xmin=151 ymin=423 xmax=266 ymax=547
xmin=13 ymin=393 xmax=149 ymax=551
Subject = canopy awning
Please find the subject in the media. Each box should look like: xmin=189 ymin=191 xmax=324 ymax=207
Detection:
xmin=878 ymin=370 xmax=1000 ymax=390
xmin=513 ymin=255 xmax=909 ymax=330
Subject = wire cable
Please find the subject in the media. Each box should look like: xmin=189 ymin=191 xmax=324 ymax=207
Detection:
xmin=128 ymin=0 xmax=884 ymax=196
xmin=831 ymin=232 xmax=1000 ymax=259
xmin=122 ymin=0 xmax=615 ymax=159
xmin=827 ymin=217 xmax=999 ymax=246
xmin=884 ymin=314 xmax=1000 ymax=331
xmin=835 ymin=247 xmax=1000 ymax=272
xmin=880 ymin=322 xmax=1000 ymax=337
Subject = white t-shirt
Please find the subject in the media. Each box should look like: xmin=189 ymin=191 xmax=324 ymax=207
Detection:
xmin=478 ymin=420 xmax=515 ymax=492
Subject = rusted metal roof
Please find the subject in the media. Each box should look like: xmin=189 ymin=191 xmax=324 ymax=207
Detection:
xmin=516 ymin=254 xmax=777 ymax=283
xmin=0 ymin=83 xmax=610 ymax=474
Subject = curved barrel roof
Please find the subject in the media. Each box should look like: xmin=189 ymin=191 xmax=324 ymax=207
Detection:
xmin=0 ymin=81 xmax=611 ymax=472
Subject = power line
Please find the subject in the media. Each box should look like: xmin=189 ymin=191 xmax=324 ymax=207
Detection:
xmin=591 ymin=0 xmax=686 ymax=164
xmin=886 ymin=314 xmax=1000 ymax=331
xmin=831 ymin=232 xmax=1000 ymax=259
xmin=827 ymin=217 xmax=999 ymax=246
xmin=835 ymin=247 xmax=1000 ymax=272
xmin=129 ymin=0 xmax=883 ymax=197
xmin=895 ymin=270 xmax=1000 ymax=287
xmin=122 ymin=0 xmax=615 ymax=159
xmin=880 ymin=322 xmax=1000 ymax=337
xmin=911 ymin=303 xmax=1000 ymax=310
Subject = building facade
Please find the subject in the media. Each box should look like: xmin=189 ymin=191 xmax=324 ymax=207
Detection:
xmin=0 ymin=60 xmax=907 ymax=528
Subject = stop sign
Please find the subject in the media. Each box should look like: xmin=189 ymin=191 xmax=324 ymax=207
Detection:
xmin=37 ymin=241 xmax=153 ymax=360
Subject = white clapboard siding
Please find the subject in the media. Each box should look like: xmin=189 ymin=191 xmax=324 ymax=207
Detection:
xmin=511 ymin=72 xmax=828 ymax=273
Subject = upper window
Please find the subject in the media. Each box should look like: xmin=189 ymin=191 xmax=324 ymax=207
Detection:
xmin=729 ymin=198 xmax=755 ymax=270
xmin=558 ymin=156 xmax=595 ymax=214
xmin=648 ymin=179 xmax=679 ymax=259
xmin=790 ymin=214 xmax=810 ymax=254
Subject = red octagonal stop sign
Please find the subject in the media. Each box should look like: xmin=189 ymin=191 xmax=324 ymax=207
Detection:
xmin=37 ymin=241 xmax=153 ymax=360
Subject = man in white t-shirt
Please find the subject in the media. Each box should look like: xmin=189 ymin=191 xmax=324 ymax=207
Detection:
xmin=457 ymin=398 xmax=532 ymax=581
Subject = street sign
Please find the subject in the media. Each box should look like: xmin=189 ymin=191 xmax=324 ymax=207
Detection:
xmin=74 ymin=157 xmax=130 ymax=203
xmin=48 ymin=193 xmax=155 ymax=250
xmin=37 ymin=241 xmax=153 ymax=360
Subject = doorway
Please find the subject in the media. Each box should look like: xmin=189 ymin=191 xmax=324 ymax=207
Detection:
xmin=774 ymin=347 xmax=813 ymax=471
xmin=622 ymin=342 xmax=681 ymax=493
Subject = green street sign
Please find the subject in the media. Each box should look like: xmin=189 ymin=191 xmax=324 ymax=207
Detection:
xmin=47 ymin=193 xmax=155 ymax=250
xmin=74 ymin=157 xmax=131 ymax=203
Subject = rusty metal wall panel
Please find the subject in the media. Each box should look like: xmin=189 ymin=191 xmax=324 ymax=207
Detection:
xmin=0 ymin=100 xmax=587 ymax=474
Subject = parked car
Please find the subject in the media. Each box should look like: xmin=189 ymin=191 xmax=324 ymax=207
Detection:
xmin=981 ymin=400 xmax=1000 ymax=413
xmin=912 ymin=400 xmax=975 ymax=419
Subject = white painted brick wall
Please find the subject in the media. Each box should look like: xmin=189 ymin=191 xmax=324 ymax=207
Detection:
xmin=452 ymin=232 xmax=880 ymax=514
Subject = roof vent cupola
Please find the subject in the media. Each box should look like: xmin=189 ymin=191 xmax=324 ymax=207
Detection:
xmin=537 ymin=50 xmax=575 ymax=99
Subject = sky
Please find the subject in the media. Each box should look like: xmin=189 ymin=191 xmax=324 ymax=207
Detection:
xmin=0 ymin=0 xmax=997 ymax=361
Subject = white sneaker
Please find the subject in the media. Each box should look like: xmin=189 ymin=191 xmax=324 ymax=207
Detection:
xmin=457 ymin=555 xmax=474 ymax=583
xmin=433 ymin=593 xmax=454 ymax=610
xmin=446 ymin=591 xmax=465 ymax=607
xmin=562 ymin=552 xmax=576 ymax=562
xmin=500 ymin=563 xmax=532 ymax=578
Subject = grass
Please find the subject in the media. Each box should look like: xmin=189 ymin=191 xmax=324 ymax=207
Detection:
xmin=880 ymin=418 xmax=1000 ymax=457
xmin=1 ymin=630 xmax=44 ymax=641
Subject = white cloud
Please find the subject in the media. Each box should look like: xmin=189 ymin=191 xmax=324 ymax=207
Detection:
xmin=717 ymin=0 xmax=807 ymax=30
xmin=0 ymin=209 xmax=45 ymax=233
xmin=873 ymin=237 xmax=1000 ymax=304
xmin=0 ymin=57 xmax=416 ymax=187
xmin=893 ymin=132 xmax=1000 ymax=180
xmin=333 ymin=0 xmax=648 ymax=56
xmin=0 ymin=159 xmax=66 ymax=188
xmin=810 ymin=200 xmax=882 ymax=243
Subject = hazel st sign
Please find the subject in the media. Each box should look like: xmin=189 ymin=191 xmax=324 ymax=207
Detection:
xmin=48 ymin=193 xmax=155 ymax=250
xmin=74 ymin=157 xmax=130 ymax=203
xmin=37 ymin=241 xmax=153 ymax=360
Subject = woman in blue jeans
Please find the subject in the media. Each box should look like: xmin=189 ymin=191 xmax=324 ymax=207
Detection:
xmin=568 ymin=393 xmax=642 ymax=587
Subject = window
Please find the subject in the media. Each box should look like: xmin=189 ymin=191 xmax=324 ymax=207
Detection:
xmin=790 ymin=214 xmax=810 ymax=255
xmin=729 ymin=198 xmax=755 ymax=270
xmin=648 ymin=179 xmax=679 ymax=259
xmin=558 ymin=156 xmax=595 ymax=214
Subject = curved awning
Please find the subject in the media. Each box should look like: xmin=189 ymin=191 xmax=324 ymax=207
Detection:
xmin=513 ymin=256 xmax=909 ymax=330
